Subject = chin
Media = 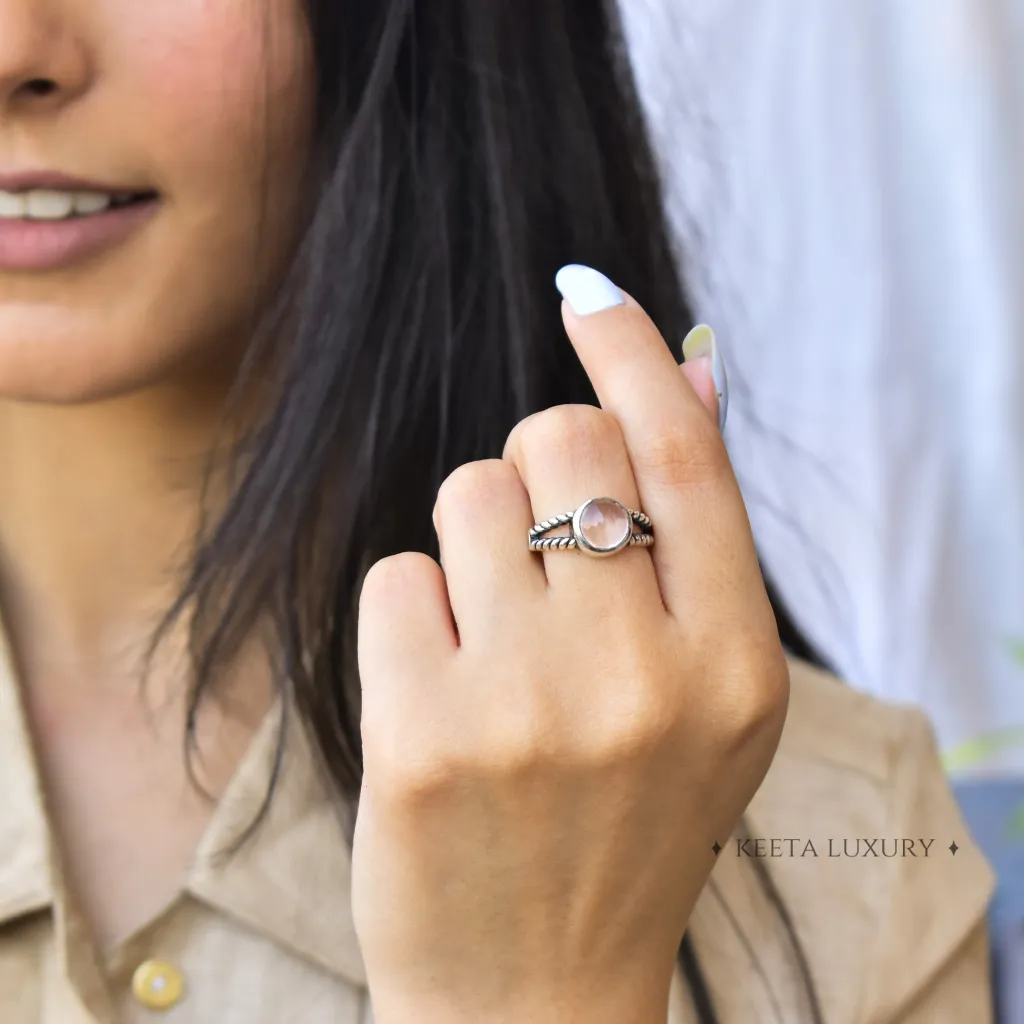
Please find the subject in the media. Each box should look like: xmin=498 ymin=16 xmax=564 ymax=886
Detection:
xmin=0 ymin=306 xmax=223 ymax=406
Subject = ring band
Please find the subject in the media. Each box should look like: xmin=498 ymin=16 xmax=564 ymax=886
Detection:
xmin=529 ymin=497 xmax=654 ymax=558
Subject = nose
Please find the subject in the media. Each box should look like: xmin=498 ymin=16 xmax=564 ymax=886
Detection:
xmin=0 ymin=1 xmax=90 ymax=115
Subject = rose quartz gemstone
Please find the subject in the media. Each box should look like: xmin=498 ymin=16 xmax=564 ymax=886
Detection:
xmin=578 ymin=499 xmax=631 ymax=551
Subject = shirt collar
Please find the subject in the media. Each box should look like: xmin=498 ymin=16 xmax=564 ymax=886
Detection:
xmin=0 ymin=609 xmax=366 ymax=989
xmin=184 ymin=696 xmax=367 ymax=988
xmin=0 ymin=619 xmax=55 ymax=925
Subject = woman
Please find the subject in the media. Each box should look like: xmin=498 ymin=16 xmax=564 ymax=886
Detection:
xmin=0 ymin=1 xmax=993 ymax=1022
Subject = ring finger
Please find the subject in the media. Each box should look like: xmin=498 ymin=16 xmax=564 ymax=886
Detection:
xmin=503 ymin=403 xmax=660 ymax=601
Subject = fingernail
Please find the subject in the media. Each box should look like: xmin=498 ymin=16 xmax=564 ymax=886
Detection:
xmin=681 ymin=324 xmax=729 ymax=431
xmin=554 ymin=265 xmax=625 ymax=316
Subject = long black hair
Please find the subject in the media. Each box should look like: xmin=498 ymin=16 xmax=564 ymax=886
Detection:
xmin=157 ymin=2 xmax=825 ymax=1021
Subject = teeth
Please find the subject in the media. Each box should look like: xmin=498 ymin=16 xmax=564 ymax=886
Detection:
xmin=72 ymin=191 xmax=114 ymax=215
xmin=0 ymin=191 xmax=25 ymax=218
xmin=26 ymin=190 xmax=74 ymax=219
xmin=0 ymin=188 xmax=118 ymax=220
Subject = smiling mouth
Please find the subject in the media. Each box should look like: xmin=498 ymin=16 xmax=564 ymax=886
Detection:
xmin=0 ymin=189 xmax=162 ymax=273
xmin=0 ymin=187 xmax=160 ymax=221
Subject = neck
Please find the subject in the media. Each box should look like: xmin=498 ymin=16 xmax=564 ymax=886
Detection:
xmin=0 ymin=373 xmax=234 ymax=687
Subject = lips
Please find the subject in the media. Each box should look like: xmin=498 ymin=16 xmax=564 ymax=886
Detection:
xmin=0 ymin=167 xmax=150 ymax=192
xmin=0 ymin=193 xmax=161 ymax=272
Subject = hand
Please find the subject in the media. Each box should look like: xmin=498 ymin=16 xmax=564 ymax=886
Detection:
xmin=353 ymin=266 xmax=789 ymax=1024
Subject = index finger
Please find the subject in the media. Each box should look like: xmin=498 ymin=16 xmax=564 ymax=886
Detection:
xmin=553 ymin=264 xmax=762 ymax=621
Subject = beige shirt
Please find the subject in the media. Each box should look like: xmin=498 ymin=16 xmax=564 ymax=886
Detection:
xmin=0 ymin=633 xmax=995 ymax=1023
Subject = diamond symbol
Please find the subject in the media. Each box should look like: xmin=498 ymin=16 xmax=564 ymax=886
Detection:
xmin=949 ymin=841 xmax=959 ymax=856
xmin=712 ymin=842 xmax=722 ymax=856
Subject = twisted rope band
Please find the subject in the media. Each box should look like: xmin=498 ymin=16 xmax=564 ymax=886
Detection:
xmin=529 ymin=532 xmax=655 ymax=552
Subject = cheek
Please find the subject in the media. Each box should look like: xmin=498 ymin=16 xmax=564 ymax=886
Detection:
xmin=121 ymin=2 xmax=314 ymax=201
xmin=0 ymin=1 xmax=315 ymax=404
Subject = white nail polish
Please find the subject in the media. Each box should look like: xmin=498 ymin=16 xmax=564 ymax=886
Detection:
xmin=681 ymin=324 xmax=729 ymax=431
xmin=554 ymin=265 xmax=625 ymax=316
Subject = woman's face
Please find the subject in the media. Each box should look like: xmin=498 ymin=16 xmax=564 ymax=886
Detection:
xmin=0 ymin=0 xmax=315 ymax=403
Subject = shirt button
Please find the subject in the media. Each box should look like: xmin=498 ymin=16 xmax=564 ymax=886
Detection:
xmin=131 ymin=959 xmax=186 ymax=1011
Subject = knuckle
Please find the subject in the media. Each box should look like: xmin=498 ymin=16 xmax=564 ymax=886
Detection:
xmin=435 ymin=459 xmax=518 ymax=520
xmin=517 ymin=404 xmax=621 ymax=464
xmin=584 ymin=669 xmax=678 ymax=765
xmin=475 ymin=691 xmax=559 ymax=777
xmin=361 ymin=550 xmax=437 ymax=603
xmin=601 ymin=708 xmax=672 ymax=764
xmin=371 ymin=745 xmax=460 ymax=808
xmin=714 ymin=643 xmax=791 ymax=749
xmin=635 ymin=426 xmax=726 ymax=488
xmin=373 ymin=730 xmax=550 ymax=805
xmin=483 ymin=730 xmax=548 ymax=778
xmin=619 ymin=678 xmax=678 ymax=749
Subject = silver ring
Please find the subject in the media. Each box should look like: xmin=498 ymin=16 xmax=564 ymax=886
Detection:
xmin=529 ymin=497 xmax=654 ymax=558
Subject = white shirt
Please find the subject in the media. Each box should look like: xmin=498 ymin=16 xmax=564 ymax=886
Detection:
xmin=621 ymin=0 xmax=1024 ymax=773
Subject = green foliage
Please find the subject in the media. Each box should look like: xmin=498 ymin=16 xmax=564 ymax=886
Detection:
xmin=940 ymin=639 xmax=1024 ymax=837
xmin=942 ymin=726 xmax=1024 ymax=773
xmin=1012 ymin=639 xmax=1024 ymax=669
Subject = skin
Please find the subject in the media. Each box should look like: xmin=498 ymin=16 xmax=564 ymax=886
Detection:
xmin=355 ymin=296 xmax=788 ymax=1023
xmin=0 ymin=0 xmax=790 ymax=1019
xmin=0 ymin=0 xmax=313 ymax=949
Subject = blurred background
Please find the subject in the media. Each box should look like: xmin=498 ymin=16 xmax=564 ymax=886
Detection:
xmin=619 ymin=0 xmax=1024 ymax=1016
